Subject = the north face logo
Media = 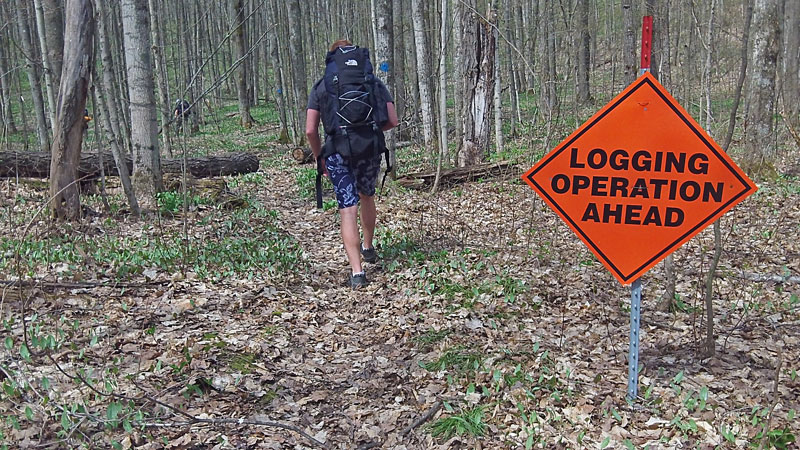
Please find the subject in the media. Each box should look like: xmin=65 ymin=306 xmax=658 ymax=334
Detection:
xmin=345 ymin=59 xmax=358 ymax=66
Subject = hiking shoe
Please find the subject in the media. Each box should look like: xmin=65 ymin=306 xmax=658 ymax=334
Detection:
xmin=349 ymin=272 xmax=368 ymax=289
xmin=361 ymin=246 xmax=378 ymax=263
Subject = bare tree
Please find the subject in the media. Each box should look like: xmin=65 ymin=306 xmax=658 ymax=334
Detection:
xmin=148 ymin=0 xmax=172 ymax=157
xmin=232 ymin=0 xmax=254 ymax=128
xmin=122 ymin=0 xmax=162 ymax=208
xmin=15 ymin=0 xmax=51 ymax=154
xmin=622 ymin=0 xmax=637 ymax=85
xmin=49 ymin=0 xmax=94 ymax=220
xmin=411 ymin=0 xmax=434 ymax=146
xmin=432 ymin=0 xmax=448 ymax=192
xmin=0 ymin=29 xmax=17 ymax=134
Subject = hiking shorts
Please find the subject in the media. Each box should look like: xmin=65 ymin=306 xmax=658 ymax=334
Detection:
xmin=325 ymin=153 xmax=383 ymax=209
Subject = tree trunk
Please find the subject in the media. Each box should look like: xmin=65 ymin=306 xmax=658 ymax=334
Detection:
xmin=49 ymin=0 xmax=94 ymax=221
xmin=432 ymin=0 xmax=448 ymax=193
xmin=576 ymin=0 xmax=591 ymax=104
xmin=411 ymin=0 xmax=435 ymax=146
xmin=373 ymin=0 xmax=395 ymax=174
xmin=0 ymin=30 xmax=17 ymax=133
xmin=33 ymin=0 xmax=59 ymax=128
xmin=286 ymin=0 xmax=308 ymax=144
xmin=266 ymin=0 xmax=289 ymax=143
xmin=2 ymin=151 xmax=259 ymax=179
xmin=122 ymin=0 xmax=162 ymax=209
xmin=784 ymin=0 xmax=800 ymax=130
xmin=15 ymin=0 xmax=51 ymax=154
xmin=232 ymin=0 xmax=254 ymax=128
xmin=458 ymin=4 xmax=496 ymax=167
xmin=148 ymin=0 xmax=172 ymax=157
xmin=744 ymin=0 xmax=780 ymax=174
xmin=622 ymin=0 xmax=637 ymax=84
xmin=43 ymin=0 xmax=65 ymax=88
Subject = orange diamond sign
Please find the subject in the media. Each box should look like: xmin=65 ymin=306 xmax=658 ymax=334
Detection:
xmin=523 ymin=72 xmax=757 ymax=285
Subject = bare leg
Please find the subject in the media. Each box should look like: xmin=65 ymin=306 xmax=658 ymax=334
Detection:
xmin=359 ymin=193 xmax=376 ymax=250
xmin=340 ymin=205 xmax=363 ymax=274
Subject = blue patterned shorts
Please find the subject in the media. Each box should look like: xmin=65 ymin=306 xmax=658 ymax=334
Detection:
xmin=325 ymin=153 xmax=383 ymax=209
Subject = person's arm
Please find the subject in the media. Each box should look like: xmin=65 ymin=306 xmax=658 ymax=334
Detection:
xmin=382 ymin=102 xmax=398 ymax=131
xmin=305 ymin=108 xmax=322 ymax=159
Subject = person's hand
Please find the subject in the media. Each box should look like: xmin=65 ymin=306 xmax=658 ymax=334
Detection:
xmin=317 ymin=158 xmax=328 ymax=176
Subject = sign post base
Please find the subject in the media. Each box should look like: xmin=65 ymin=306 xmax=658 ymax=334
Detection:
xmin=627 ymin=278 xmax=642 ymax=402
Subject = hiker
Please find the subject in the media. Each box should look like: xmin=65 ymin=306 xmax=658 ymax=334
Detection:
xmin=306 ymin=39 xmax=398 ymax=288
xmin=173 ymin=99 xmax=191 ymax=127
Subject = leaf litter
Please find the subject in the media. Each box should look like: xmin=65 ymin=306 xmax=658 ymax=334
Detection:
xmin=0 ymin=149 xmax=798 ymax=449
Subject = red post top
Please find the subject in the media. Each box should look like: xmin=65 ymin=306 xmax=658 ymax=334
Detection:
xmin=641 ymin=16 xmax=653 ymax=71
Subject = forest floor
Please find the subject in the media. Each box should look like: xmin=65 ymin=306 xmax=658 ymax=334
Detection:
xmin=1 ymin=121 xmax=799 ymax=449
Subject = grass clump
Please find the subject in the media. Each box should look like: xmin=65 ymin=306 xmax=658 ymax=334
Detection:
xmin=428 ymin=404 xmax=486 ymax=440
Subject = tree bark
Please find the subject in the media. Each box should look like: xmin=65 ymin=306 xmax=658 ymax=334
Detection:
xmin=458 ymin=4 xmax=496 ymax=167
xmin=122 ymin=0 xmax=163 ymax=208
xmin=783 ymin=0 xmax=800 ymax=130
xmin=576 ymin=0 xmax=591 ymax=104
xmin=622 ymin=0 xmax=637 ymax=85
xmin=49 ymin=0 xmax=94 ymax=220
xmin=2 ymin=151 xmax=259 ymax=179
xmin=744 ymin=0 xmax=780 ymax=173
xmin=43 ymin=0 xmax=65 ymax=88
xmin=286 ymin=0 xmax=308 ymax=144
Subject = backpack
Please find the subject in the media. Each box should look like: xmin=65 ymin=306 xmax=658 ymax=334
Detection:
xmin=315 ymin=45 xmax=392 ymax=208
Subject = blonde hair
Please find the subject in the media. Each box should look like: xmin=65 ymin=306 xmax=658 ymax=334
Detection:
xmin=329 ymin=39 xmax=352 ymax=52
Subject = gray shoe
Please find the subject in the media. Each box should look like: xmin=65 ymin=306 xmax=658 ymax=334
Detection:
xmin=349 ymin=272 xmax=368 ymax=289
xmin=361 ymin=246 xmax=378 ymax=263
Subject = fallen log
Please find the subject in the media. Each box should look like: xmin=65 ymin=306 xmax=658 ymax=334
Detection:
xmin=395 ymin=161 xmax=515 ymax=189
xmin=0 ymin=151 xmax=259 ymax=179
xmin=291 ymin=146 xmax=313 ymax=164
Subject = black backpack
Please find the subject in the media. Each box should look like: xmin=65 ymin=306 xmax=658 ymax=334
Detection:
xmin=315 ymin=46 xmax=391 ymax=208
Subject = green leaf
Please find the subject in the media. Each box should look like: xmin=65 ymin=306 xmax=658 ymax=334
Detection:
xmin=24 ymin=406 xmax=33 ymax=421
xmin=19 ymin=345 xmax=30 ymax=362
xmin=107 ymin=402 xmax=122 ymax=421
xmin=600 ymin=436 xmax=611 ymax=449
xmin=3 ymin=336 xmax=12 ymax=350
xmin=623 ymin=439 xmax=635 ymax=450
xmin=61 ymin=411 xmax=70 ymax=431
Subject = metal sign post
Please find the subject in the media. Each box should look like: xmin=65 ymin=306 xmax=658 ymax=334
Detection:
xmin=629 ymin=16 xmax=651 ymax=403
xmin=627 ymin=278 xmax=642 ymax=401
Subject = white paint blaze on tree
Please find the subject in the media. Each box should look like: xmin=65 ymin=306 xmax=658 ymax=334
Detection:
xmin=122 ymin=0 xmax=162 ymax=207
xmin=459 ymin=6 xmax=496 ymax=167
xmin=49 ymin=0 xmax=94 ymax=220
xmin=744 ymin=0 xmax=780 ymax=172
